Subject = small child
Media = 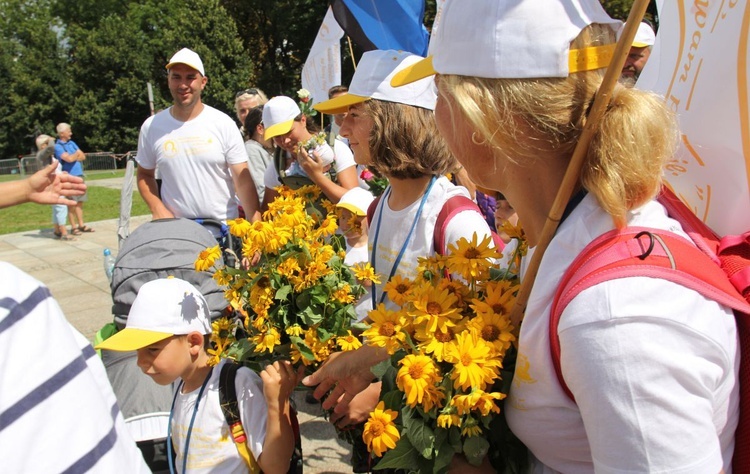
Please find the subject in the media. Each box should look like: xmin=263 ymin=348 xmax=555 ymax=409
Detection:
xmin=335 ymin=187 xmax=375 ymax=322
xmin=35 ymin=134 xmax=74 ymax=241
xmin=96 ymin=277 xmax=296 ymax=474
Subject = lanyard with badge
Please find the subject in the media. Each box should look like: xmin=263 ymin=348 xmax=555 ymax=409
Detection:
xmin=167 ymin=367 xmax=213 ymax=474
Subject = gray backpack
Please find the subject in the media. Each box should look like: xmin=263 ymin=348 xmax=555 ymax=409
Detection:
xmin=110 ymin=218 xmax=227 ymax=327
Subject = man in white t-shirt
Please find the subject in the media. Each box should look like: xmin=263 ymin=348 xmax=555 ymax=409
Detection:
xmin=136 ymin=48 xmax=261 ymax=225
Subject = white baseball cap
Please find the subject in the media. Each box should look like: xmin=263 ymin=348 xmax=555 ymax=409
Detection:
xmin=336 ymin=187 xmax=375 ymax=217
xmin=392 ymin=0 xmax=620 ymax=86
xmin=95 ymin=277 xmax=211 ymax=351
xmin=624 ymin=22 xmax=656 ymax=48
xmin=263 ymin=96 xmax=302 ymax=140
xmin=314 ymin=50 xmax=437 ymax=114
xmin=166 ymin=48 xmax=205 ymax=76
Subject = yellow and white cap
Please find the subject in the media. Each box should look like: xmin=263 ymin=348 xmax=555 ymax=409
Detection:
xmin=166 ymin=48 xmax=205 ymax=76
xmin=263 ymin=96 xmax=302 ymax=140
xmin=336 ymin=187 xmax=375 ymax=217
xmin=315 ymin=50 xmax=436 ymax=115
xmin=391 ymin=0 xmax=621 ymax=87
xmin=95 ymin=277 xmax=211 ymax=352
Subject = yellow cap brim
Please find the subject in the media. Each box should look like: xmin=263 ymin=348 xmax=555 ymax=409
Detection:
xmin=631 ymin=41 xmax=650 ymax=48
xmin=390 ymin=56 xmax=436 ymax=87
xmin=95 ymin=328 xmax=173 ymax=352
xmin=314 ymin=94 xmax=370 ymax=114
xmin=336 ymin=202 xmax=366 ymax=216
xmin=264 ymin=119 xmax=294 ymax=140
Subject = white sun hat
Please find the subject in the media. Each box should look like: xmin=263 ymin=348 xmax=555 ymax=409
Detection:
xmin=626 ymin=21 xmax=656 ymax=48
xmin=314 ymin=49 xmax=437 ymax=114
xmin=391 ymin=0 xmax=620 ymax=86
xmin=336 ymin=187 xmax=375 ymax=217
xmin=166 ymin=48 xmax=205 ymax=76
xmin=95 ymin=277 xmax=211 ymax=352
xmin=263 ymin=96 xmax=302 ymax=140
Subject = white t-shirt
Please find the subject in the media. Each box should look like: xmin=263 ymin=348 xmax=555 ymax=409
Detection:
xmin=264 ymin=137 xmax=356 ymax=191
xmin=367 ymin=176 xmax=494 ymax=310
xmin=137 ymin=105 xmax=248 ymax=221
xmin=505 ymin=193 xmax=739 ymax=474
xmin=171 ymin=359 xmax=267 ymax=473
xmin=345 ymin=243 xmax=372 ymax=322
xmin=0 ymin=262 xmax=150 ymax=473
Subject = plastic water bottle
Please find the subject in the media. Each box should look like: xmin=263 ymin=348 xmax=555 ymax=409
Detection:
xmin=103 ymin=248 xmax=116 ymax=281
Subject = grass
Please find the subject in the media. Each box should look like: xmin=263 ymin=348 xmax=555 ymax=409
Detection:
xmin=0 ymin=174 xmax=150 ymax=234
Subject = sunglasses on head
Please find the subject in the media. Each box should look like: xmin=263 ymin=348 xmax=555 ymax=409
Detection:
xmin=236 ymin=88 xmax=259 ymax=98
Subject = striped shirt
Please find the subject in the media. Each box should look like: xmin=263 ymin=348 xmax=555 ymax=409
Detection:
xmin=0 ymin=262 xmax=150 ymax=473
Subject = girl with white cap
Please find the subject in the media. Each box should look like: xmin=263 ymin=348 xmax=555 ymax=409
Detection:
xmin=307 ymin=49 xmax=495 ymax=437
xmin=306 ymin=1 xmax=740 ymax=472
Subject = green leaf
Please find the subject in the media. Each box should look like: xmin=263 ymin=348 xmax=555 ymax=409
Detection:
xmin=462 ymin=436 xmax=490 ymax=467
xmin=275 ymin=284 xmax=292 ymax=302
xmin=373 ymin=435 xmax=419 ymax=471
xmin=404 ymin=409 xmax=435 ymax=459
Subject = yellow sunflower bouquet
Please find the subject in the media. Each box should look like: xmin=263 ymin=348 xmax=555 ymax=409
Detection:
xmin=363 ymin=230 xmax=529 ymax=473
xmin=196 ymin=185 xmax=371 ymax=373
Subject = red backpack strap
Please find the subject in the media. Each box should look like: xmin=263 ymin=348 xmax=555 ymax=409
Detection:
xmin=550 ymin=227 xmax=750 ymax=401
xmin=366 ymin=195 xmax=382 ymax=229
xmin=434 ymin=195 xmax=504 ymax=254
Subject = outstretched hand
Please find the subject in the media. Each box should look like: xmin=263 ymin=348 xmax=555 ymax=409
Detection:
xmin=28 ymin=162 xmax=86 ymax=206
xmin=302 ymin=345 xmax=387 ymax=410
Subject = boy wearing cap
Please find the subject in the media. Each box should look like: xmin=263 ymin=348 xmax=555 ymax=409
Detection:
xmin=336 ymin=187 xmax=375 ymax=322
xmin=136 ymin=48 xmax=261 ymax=228
xmin=97 ymin=278 xmax=296 ymax=474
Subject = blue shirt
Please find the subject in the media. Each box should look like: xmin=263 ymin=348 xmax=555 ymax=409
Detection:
xmin=54 ymin=139 xmax=84 ymax=176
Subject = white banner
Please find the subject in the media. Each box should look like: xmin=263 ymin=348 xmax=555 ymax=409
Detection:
xmin=301 ymin=7 xmax=344 ymax=107
xmin=638 ymin=0 xmax=750 ymax=236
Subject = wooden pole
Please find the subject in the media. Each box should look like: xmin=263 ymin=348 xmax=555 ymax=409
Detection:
xmin=347 ymin=36 xmax=357 ymax=70
xmin=508 ymin=0 xmax=652 ymax=328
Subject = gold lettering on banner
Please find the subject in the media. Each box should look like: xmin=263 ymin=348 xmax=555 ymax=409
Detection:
xmin=679 ymin=30 xmax=702 ymax=83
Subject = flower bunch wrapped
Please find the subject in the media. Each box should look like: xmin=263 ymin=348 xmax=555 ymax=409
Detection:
xmin=196 ymin=185 xmax=373 ymax=372
xmin=294 ymin=131 xmax=328 ymax=155
xmin=297 ymin=88 xmax=318 ymax=118
xmin=362 ymin=230 xmax=529 ymax=473
xmin=359 ymin=167 xmax=389 ymax=197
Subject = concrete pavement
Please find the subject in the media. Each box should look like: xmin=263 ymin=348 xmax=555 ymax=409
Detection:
xmin=0 ymin=179 xmax=354 ymax=473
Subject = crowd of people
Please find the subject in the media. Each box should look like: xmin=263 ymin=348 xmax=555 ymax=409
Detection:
xmin=6 ymin=0 xmax=740 ymax=472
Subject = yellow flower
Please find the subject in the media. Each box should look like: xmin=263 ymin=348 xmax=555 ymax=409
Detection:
xmin=313 ymin=214 xmax=338 ymax=239
xmin=415 ymin=325 xmax=458 ymax=362
xmin=472 ymin=279 xmax=518 ymax=318
xmin=352 ymin=262 xmax=381 ymax=285
xmin=420 ymin=383 xmax=446 ymax=413
xmin=446 ymin=331 xmax=502 ymax=391
xmin=445 ymin=233 xmax=499 ymax=282
xmin=195 ymin=245 xmax=221 ymax=272
xmin=253 ymin=327 xmax=281 ymax=354
xmin=466 ymin=311 xmax=515 ymax=357
xmin=332 ymin=283 xmax=355 ymax=304
xmin=451 ymin=390 xmax=504 ymax=417
xmin=409 ymin=285 xmax=462 ymax=334
xmin=383 ymin=275 xmax=414 ymax=306
xmin=416 ymin=254 xmax=446 ymax=278
xmin=396 ymin=354 xmax=442 ymax=408
xmin=227 ymin=218 xmax=252 ymax=238
xmin=337 ymin=331 xmax=363 ymax=351
xmin=286 ymin=324 xmax=304 ymax=337
xmin=363 ymin=402 xmax=400 ymax=458
xmin=436 ymin=413 xmax=460 ymax=429
xmin=362 ymin=304 xmax=407 ymax=355
xmin=213 ymin=270 xmax=232 ymax=287
xmin=461 ymin=417 xmax=482 ymax=437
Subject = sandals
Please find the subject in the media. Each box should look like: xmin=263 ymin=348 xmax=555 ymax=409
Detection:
xmin=71 ymin=227 xmax=82 ymax=235
xmin=78 ymin=225 xmax=95 ymax=233
xmin=53 ymin=230 xmax=62 ymax=239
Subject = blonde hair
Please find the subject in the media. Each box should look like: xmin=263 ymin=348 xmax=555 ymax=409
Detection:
xmin=35 ymin=134 xmax=54 ymax=151
xmin=364 ymin=100 xmax=456 ymax=180
xmin=55 ymin=122 xmax=71 ymax=134
xmin=234 ymin=88 xmax=268 ymax=114
xmin=438 ymin=24 xmax=678 ymax=228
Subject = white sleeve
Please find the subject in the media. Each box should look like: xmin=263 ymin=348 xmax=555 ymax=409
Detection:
xmin=333 ymin=139 xmax=355 ymax=173
xmin=136 ymin=118 xmax=155 ymax=170
xmin=224 ymin=119 xmax=249 ymax=165
xmin=442 ymin=209 xmax=496 ymax=252
xmin=559 ymin=279 xmax=736 ymax=474
xmin=237 ymin=368 xmax=268 ymax=461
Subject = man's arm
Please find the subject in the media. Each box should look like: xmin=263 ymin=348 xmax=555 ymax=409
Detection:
xmin=56 ymin=145 xmax=85 ymax=164
xmin=0 ymin=162 xmax=86 ymax=209
xmin=229 ymin=162 xmax=261 ymax=222
xmin=136 ymin=166 xmax=174 ymax=220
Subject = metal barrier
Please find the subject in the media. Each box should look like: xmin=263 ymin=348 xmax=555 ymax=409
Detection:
xmin=20 ymin=155 xmax=42 ymax=175
xmin=83 ymin=152 xmax=117 ymax=172
xmin=0 ymin=158 xmax=22 ymax=176
xmin=2 ymin=151 xmax=121 ymax=177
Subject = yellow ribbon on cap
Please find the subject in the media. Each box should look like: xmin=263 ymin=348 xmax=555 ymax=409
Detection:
xmin=568 ymin=44 xmax=616 ymax=74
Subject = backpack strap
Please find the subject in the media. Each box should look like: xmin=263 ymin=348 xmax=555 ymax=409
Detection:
xmin=366 ymin=194 xmax=382 ymax=229
xmin=219 ymin=362 xmax=262 ymax=474
xmin=434 ymin=195 xmax=504 ymax=254
xmin=550 ymin=227 xmax=750 ymax=401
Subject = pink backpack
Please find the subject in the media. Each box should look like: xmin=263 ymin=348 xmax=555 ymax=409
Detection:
xmin=550 ymin=186 xmax=750 ymax=472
